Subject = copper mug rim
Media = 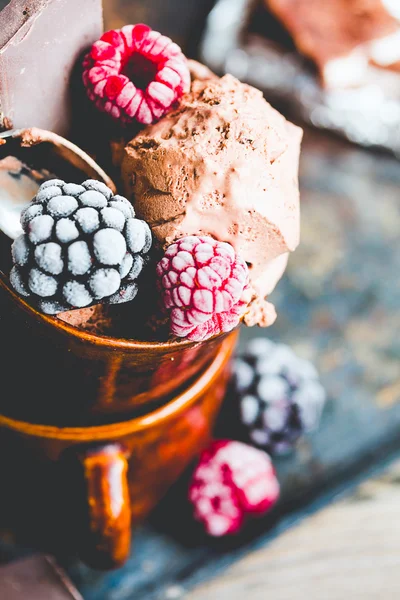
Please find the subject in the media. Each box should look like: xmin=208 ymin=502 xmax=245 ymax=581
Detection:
xmin=0 ymin=271 xmax=218 ymax=351
xmin=0 ymin=329 xmax=236 ymax=441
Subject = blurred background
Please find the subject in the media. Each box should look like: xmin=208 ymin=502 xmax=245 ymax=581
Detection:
xmin=104 ymin=0 xmax=215 ymax=55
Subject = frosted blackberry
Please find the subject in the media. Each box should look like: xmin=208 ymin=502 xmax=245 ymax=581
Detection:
xmin=10 ymin=179 xmax=152 ymax=314
xmin=233 ymin=338 xmax=326 ymax=455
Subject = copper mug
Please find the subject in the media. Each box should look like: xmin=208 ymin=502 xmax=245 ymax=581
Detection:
xmin=0 ymin=271 xmax=232 ymax=426
xmin=0 ymin=330 xmax=237 ymax=569
xmin=0 ymin=129 xmax=238 ymax=569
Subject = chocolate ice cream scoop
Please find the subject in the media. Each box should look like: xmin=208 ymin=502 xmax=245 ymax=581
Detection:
xmin=121 ymin=71 xmax=302 ymax=315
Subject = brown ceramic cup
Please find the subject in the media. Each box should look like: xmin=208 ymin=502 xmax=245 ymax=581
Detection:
xmin=0 ymin=273 xmax=234 ymax=425
xmin=0 ymin=330 xmax=237 ymax=569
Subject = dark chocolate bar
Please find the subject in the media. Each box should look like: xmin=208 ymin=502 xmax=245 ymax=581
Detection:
xmin=0 ymin=0 xmax=103 ymax=136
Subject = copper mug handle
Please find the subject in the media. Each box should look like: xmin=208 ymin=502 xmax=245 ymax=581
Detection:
xmin=77 ymin=443 xmax=132 ymax=569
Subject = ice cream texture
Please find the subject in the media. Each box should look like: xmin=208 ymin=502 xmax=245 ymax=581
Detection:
xmin=121 ymin=72 xmax=302 ymax=323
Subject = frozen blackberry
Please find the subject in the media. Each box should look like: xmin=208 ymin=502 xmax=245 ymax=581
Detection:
xmin=232 ymin=338 xmax=326 ymax=455
xmin=10 ymin=179 xmax=152 ymax=314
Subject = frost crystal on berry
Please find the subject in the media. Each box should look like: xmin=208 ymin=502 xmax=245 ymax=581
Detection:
xmin=55 ymin=218 xmax=79 ymax=243
xmin=82 ymin=24 xmax=190 ymax=125
xmin=189 ymin=440 xmax=279 ymax=536
xmin=233 ymin=339 xmax=326 ymax=454
xmin=35 ymin=243 xmax=63 ymax=275
xmin=12 ymin=235 xmax=30 ymax=266
xmin=10 ymin=179 xmax=152 ymax=314
xmin=156 ymin=236 xmax=251 ymax=342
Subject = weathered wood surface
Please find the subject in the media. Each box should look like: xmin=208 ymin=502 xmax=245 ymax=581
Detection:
xmin=190 ymin=458 xmax=400 ymax=600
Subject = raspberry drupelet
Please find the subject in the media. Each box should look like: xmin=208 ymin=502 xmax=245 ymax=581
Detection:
xmin=156 ymin=236 xmax=252 ymax=342
xmin=83 ymin=24 xmax=190 ymax=125
xmin=189 ymin=440 xmax=280 ymax=536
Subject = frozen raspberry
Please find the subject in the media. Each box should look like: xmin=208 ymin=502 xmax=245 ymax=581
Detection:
xmin=233 ymin=339 xmax=326 ymax=455
xmin=156 ymin=236 xmax=251 ymax=342
xmin=82 ymin=24 xmax=190 ymax=125
xmin=10 ymin=179 xmax=152 ymax=314
xmin=189 ymin=440 xmax=279 ymax=537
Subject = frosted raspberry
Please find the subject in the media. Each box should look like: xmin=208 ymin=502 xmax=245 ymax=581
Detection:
xmin=82 ymin=24 xmax=190 ymax=125
xmin=189 ymin=440 xmax=280 ymax=537
xmin=156 ymin=236 xmax=251 ymax=342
